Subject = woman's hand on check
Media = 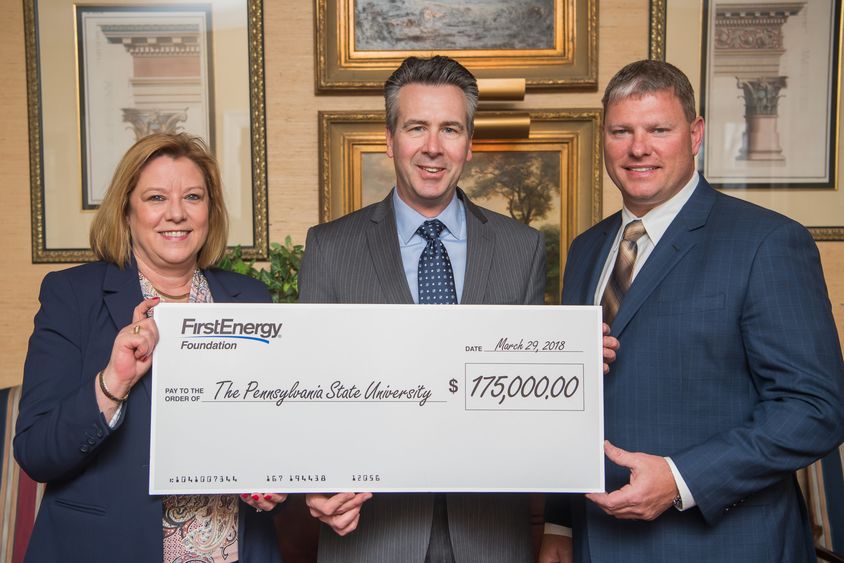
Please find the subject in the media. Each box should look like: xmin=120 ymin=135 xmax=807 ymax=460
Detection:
xmin=305 ymin=492 xmax=373 ymax=536
xmin=239 ymin=492 xmax=287 ymax=513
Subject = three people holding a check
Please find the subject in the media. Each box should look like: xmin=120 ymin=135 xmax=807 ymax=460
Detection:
xmin=18 ymin=48 xmax=842 ymax=563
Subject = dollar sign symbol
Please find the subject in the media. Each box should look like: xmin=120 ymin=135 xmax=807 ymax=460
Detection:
xmin=448 ymin=378 xmax=458 ymax=394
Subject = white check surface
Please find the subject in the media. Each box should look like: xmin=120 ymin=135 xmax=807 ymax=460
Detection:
xmin=150 ymin=303 xmax=604 ymax=494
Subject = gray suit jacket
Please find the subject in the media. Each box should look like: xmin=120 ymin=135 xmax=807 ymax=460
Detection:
xmin=299 ymin=189 xmax=545 ymax=563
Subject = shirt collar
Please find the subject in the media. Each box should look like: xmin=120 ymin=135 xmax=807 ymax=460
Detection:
xmin=621 ymin=172 xmax=700 ymax=245
xmin=392 ymin=188 xmax=466 ymax=244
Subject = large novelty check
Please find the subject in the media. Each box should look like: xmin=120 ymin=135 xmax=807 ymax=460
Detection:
xmin=150 ymin=303 xmax=604 ymax=494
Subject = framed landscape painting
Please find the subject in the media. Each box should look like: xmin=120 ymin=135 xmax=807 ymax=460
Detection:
xmin=315 ymin=0 xmax=597 ymax=92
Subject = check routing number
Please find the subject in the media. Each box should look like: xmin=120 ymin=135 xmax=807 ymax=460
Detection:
xmin=150 ymin=303 xmax=604 ymax=495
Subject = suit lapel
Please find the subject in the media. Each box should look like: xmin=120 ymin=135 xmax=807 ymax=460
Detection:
xmin=102 ymin=261 xmax=148 ymax=395
xmin=103 ymin=262 xmax=144 ymax=335
xmin=365 ymin=194 xmax=414 ymax=304
xmin=460 ymin=190 xmax=494 ymax=304
xmin=610 ymin=180 xmax=716 ymax=336
xmin=205 ymin=268 xmax=239 ymax=302
xmin=563 ymin=215 xmax=619 ymax=305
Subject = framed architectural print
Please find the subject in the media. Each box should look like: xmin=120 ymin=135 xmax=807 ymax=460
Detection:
xmin=319 ymin=110 xmax=602 ymax=303
xmin=650 ymin=0 xmax=844 ymax=240
xmin=315 ymin=0 xmax=598 ymax=92
xmin=76 ymin=6 xmax=214 ymax=210
xmin=24 ymin=0 xmax=269 ymax=262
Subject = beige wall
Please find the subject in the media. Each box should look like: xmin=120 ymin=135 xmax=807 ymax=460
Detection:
xmin=0 ymin=0 xmax=842 ymax=388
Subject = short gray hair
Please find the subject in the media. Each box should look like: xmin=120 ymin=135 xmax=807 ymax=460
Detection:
xmin=603 ymin=60 xmax=697 ymax=123
xmin=384 ymin=55 xmax=479 ymax=135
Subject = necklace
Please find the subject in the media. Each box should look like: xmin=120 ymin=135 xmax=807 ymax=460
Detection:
xmin=137 ymin=268 xmax=198 ymax=302
xmin=154 ymin=287 xmax=190 ymax=301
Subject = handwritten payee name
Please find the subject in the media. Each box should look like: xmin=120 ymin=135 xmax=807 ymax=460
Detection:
xmin=213 ymin=379 xmax=433 ymax=406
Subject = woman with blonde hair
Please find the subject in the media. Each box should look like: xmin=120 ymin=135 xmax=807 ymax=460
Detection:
xmin=15 ymin=133 xmax=284 ymax=562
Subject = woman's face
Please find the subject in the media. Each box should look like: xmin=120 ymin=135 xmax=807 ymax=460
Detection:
xmin=127 ymin=155 xmax=210 ymax=274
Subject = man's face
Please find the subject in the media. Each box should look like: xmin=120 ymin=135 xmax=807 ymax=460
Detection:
xmin=386 ymin=83 xmax=472 ymax=217
xmin=603 ymin=89 xmax=704 ymax=216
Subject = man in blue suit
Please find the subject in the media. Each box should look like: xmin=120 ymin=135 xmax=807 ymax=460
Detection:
xmin=541 ymin=59 xmax=844 ymax=562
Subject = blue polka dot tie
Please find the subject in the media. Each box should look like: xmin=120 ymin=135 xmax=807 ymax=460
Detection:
xmin=416 ymin=219 xmax=458 ymax=304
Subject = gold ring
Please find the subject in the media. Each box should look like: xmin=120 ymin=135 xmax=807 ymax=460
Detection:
xmin=133 ymin=324 xmax=141 ymax=335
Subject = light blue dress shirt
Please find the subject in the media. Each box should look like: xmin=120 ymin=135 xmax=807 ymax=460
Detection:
xmin=392 ymin=188 xmax=467 ymax=304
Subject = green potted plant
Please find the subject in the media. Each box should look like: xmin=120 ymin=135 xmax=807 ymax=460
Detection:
xmin=217 ymin=236 xmax=304 ymax=303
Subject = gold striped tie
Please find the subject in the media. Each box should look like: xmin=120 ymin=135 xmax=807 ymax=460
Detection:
xmin=601 ymin=220 xmax=647 ymax=325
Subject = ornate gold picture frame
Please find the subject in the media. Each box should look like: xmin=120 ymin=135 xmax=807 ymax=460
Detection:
xmin=315 ymin=0 xmax=598 ymax=93
xmin=24 ymin=0 xmax=269 ymax=262
xmin=318 ymin=110 xmax=602 ymax=303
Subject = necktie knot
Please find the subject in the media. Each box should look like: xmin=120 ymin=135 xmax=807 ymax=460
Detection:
xmin=416 ymin=219 xmax=447 ymax=242
xmin=622 ymin=220 xmax=646 ymax=243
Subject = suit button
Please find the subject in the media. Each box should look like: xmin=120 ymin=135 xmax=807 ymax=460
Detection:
xmin=80 ymin=445 xmax=89 ymax=453
xmin=87 ymin=438 xmax=96 ymax=445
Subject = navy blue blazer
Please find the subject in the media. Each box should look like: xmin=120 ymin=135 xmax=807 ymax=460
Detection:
xmin=547 ymin=177 xmax=844 ymax=562
xmin=15 ymin=261 xmax=281 ymax=562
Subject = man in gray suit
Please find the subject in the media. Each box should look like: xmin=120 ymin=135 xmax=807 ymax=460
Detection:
xmin=298 ymin=55 xmax=544 ymax=563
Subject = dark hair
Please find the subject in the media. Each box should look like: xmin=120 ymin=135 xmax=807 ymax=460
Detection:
xmin=384 ymin=55 xmax=479 ymax=134
xmin=90 ymin=132 xmax=228 ymax=269
xmin=603 ymin=60 xmax=697 ymax=122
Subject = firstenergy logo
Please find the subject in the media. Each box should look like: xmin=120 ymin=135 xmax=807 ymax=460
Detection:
xmin=179 ymin=317 xmax=283 ymax=350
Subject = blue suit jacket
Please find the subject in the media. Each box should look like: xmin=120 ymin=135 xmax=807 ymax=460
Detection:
xmin=15 ymin=261 xmax=281 ymax=562
xmin=547 ymin=177 xmax=844 ymax=562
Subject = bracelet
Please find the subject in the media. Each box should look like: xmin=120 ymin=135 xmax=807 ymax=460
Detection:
xmin=98 ymin=370 xmax=129 ymax=403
